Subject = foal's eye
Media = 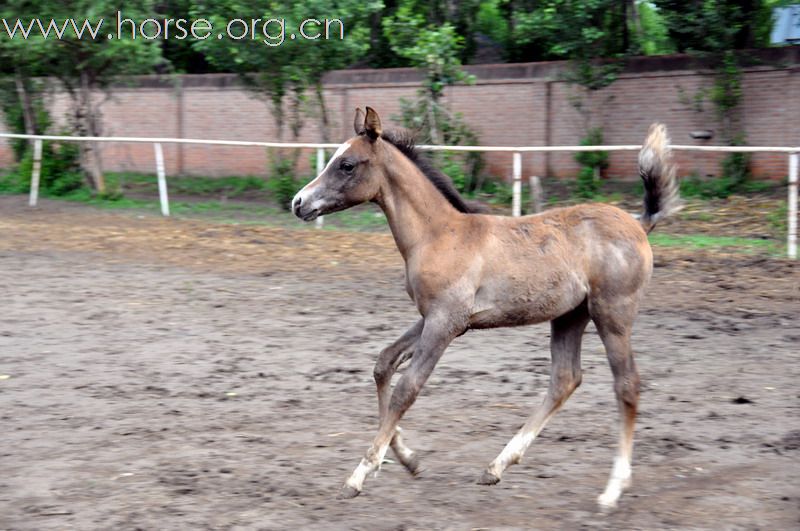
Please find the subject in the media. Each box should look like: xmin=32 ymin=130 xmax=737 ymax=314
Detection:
xmin=340 ymin=161 xmax=355 ymax=173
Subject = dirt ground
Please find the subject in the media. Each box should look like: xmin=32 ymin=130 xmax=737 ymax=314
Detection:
xmin=0 ymin=196 xmax=798 ymax=530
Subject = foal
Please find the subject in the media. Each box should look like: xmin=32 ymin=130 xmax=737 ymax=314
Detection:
xmin=292 ymin=107 xmax=679 ymax=509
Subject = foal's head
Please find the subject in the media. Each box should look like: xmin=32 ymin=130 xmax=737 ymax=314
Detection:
xmin=292 ymin=107 xmax=388 ymax=222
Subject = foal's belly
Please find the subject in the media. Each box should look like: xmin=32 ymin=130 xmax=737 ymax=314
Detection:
xmin=468 ymin=273 xmax=586 ymax=329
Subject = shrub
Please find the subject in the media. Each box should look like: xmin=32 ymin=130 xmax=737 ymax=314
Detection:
xmin=573 ymin=128 xmax=609 ymax=199
xmin=266 ymin=156 xmax=300 ymax=211
xmin=0 ymin=140 xmax=84 ymax=196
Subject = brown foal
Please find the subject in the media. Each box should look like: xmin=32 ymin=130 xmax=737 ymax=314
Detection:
xmin=292 ymin=107 xmax=680 ymax=509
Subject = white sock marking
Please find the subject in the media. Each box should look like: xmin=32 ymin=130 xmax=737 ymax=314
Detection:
xmin=598 ymin=455 xmax=632 ymax=508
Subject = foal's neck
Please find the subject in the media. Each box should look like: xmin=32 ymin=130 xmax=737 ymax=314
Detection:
xmin=374 ymin=151 xmax=463 ymax=261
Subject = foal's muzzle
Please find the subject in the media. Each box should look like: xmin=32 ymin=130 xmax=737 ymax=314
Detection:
xmin=291 ymin=193 xmax=320 ymax=222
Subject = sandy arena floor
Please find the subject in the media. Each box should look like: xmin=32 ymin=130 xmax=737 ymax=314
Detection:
xmin=0 ymin=197 xmax=798 ymax=530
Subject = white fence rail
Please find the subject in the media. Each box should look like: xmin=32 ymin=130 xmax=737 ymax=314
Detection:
xmin=1 ymin=133 xmax=797 ymax=258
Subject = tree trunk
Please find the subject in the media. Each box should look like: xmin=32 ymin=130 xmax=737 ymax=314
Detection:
xmin=628 ymin=0 xmax=642 ymax=43
xmin=427 ymin=92 xmax=441 ymax=145
xmin=314 ymin=82 xmax=331 ymax=144
xmin=14 ymin=70 xmax=37 ymax=140
xmin=288 ymin=89 xmax=304 ymax=169
xmin=77 ymin=70 xmax=105 ymax=193
xmin=621 ymin=0 xmax=629 ymax=52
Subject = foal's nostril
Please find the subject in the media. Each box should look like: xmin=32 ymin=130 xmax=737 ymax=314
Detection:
xmin=292 ymin=195 xmax=302 ymax=213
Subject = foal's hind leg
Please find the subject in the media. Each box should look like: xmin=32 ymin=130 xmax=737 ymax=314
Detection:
xmin=591 ymin=297 xmax=641 ymax=510
xmin=373 ymin=319 xmax=424 ymax=475
xmin=479 ymin=302 xmax=590 ymax=485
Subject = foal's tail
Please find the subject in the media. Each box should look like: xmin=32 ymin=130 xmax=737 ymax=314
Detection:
xmin=639 ymin=123 xmax=681 ymax=232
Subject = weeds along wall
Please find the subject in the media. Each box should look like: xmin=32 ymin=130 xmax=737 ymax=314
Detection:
xmin=1 ymin=47 xmax=798 ymax=181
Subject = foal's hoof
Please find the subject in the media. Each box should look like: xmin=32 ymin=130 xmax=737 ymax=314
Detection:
xmin=597 ymin=498 xmax=618 ymax=513
xmin=401 ymin=454 xmax=423 ymax=477
xmin=596 ymin=492 xmax=621 ymax=512
xmin=337 ymin=485 xmax=361 ymax=500
xmin=477 ymin=470 xmax=501 ymax=486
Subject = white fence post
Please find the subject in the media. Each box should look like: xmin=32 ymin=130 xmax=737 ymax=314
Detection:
xmin=315 ymin=147 xmax=325 ymax=229
xmin=154 ymin=142 xmax=169 ymax=217
xmin=512 ymin=152 xmax=522 ymax=217
xmin=28 ymin=138 xmax=43 ymax=207
xmin=788 ymin=152 xmax=798 ymax=259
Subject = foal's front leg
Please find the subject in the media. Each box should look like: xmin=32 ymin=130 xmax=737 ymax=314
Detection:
xmin=340 ymin=315 xmax=463 ymax=498
xmin=373 ymin=319 xmax=424 ymax=474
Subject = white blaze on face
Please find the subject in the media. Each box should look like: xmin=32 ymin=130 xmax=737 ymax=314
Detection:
xmin=291 ymin=140 xmax=352 ymax=213
xmin=321 ymin=140 xmax=352 ymax=175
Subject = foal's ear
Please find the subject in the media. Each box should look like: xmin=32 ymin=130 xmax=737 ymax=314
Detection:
xmin=364 ymin=106 xmax=382 ymax=141
xmin=353 ymin=107 xmax=365 ymax=135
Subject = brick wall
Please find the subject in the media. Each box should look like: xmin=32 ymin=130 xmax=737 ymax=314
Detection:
xmin=2 ymin=48 xmax=798 ymax=181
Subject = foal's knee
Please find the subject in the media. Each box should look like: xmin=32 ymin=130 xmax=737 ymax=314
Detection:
xmin=614 ymin=371 xmax=640 ymax=409
xmin=373 ymin=355 xmax=393 ymax=386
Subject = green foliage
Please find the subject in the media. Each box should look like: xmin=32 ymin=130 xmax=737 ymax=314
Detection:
xmin=192 ymin=0 xmax=377 ymax=133
xmin=167 ymin=175 xmax=265 ymax=196
xmin=384 ymin=13 xmax=475 ymax=95
xmin=767 ymin=201 xmax=788 ymax=235
xmin=476 ymin=0 xmax=509 ymax=47
xmin=0 ymin=79 xmax=50 ymax=161
xmin=395 ymin=98 xmax=484 ymax=192
xmin=721 ymin=152 xmax=751 ymax=190
xmin=575 ymin=166 xmax=600 ymax=198
xmin=573 ymin=128 xmax=609 ymax=198
xmin=385 ymin=10 xmax=484 ymax=192
xmin=0 ymin=1 xmax=166 ymax=192
xmin=364 ymin=1 xmax=482 ymax=67
xmin=0 ymin=1 xmax=165 ymax=84
xmin=710 ymin=51 xmax=743 ymax=120
xmin=0 ymin=141 xmax=84 ymax=196
xmin=653 ymin=0 xmax=774 ymax=54
xmin=679 ymin=160 xmax=771 ymax=200
xmin=575 ymin=128 xmax=609 ymax=169
xmin=656 ymin=2 xmax=765 ymax=185
xmin=680 ymin=174 xmax=737 ymax=199
xmin=648 ymin=232 xmax=782 ymax=255
xmin=637 ymin=1 xmax=675 ymax=55
xmin=106 ymin=172 xmax=266 ymax=197
xmin=481 ymin=179 xmax=514 ymax=206
xmin=508 ymin=0 xmax=632 ymax=63
xmin=265 ymin=155 xmax=301 ymax=211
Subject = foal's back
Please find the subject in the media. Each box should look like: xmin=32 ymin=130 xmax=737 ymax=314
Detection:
xmin=465 ymin=203 xmax=653 ymax=328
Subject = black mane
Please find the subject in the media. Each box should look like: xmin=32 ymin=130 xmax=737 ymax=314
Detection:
xmin=380 ymin=129 xmax=482 ymax=214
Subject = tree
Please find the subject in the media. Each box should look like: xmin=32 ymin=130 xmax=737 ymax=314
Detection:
xmin=191 ymin=0 xmax=376 ymax=209
xmin=192 ymin=0 xmax=376 ymax=144
xmin=654 ymin=0 xmax=773 ymax=54
xmin=508 ymin=1 xmax=630 ymax=192
xmin=384 ymin=9 xmax=484 ymax=191
xmin=655 ymin=0 xmax=777 ymax=184
xmin=0 ymin=0 xmax=164 ymax=193
xmin=363 ymin=0 xmax=482 ymax=67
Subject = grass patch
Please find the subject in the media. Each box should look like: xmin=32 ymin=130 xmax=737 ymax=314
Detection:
xmin=107 ymin=172 xmax=268 ymax=198
xmin=43 ymin=190 xmax=390 ymax=232
xmin=649 ymin=233 xmax=783 ymax=255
